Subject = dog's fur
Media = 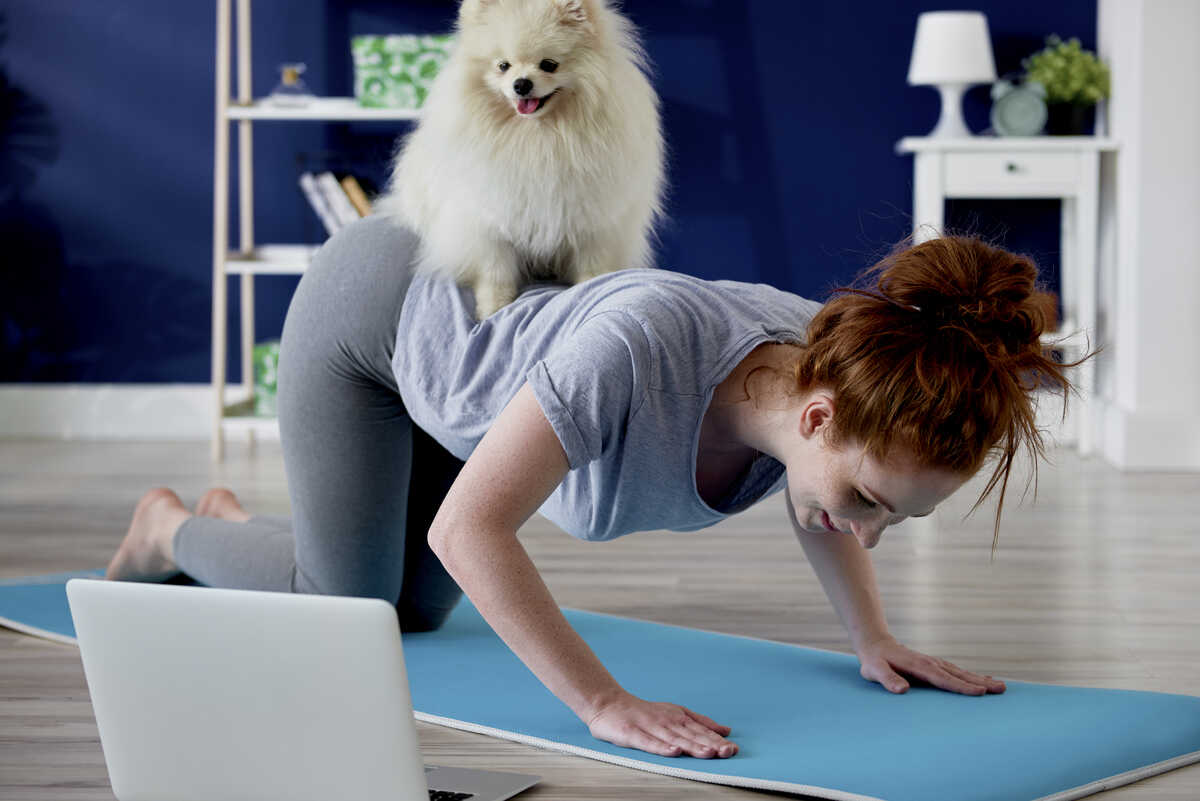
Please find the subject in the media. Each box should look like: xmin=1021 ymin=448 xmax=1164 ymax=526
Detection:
xmin=375 ymin=0 xmax=665 ymax=319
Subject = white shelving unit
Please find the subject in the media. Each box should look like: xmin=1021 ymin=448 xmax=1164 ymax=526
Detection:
xmin=211 ymin=0 xmax=419 ymax=460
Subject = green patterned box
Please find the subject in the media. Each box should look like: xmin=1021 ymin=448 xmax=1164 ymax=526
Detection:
xmin=253 ymin=339 xmax=281 ymax=417
xmin=352 ymin=34 xmax=455 ymax=109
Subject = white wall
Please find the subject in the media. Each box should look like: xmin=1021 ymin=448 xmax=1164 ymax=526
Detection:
xmin=1095 ymin=0 xmax=1200 ymax=470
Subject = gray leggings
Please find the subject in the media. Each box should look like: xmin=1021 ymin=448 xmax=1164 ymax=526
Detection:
xmin=173 ymin=216 xmax=465 ymax=631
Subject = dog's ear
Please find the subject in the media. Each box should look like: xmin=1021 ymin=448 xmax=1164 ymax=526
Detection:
xmin=458 ymin=0 xmax=500 ymax=25
xmin=552 ymin=0 xmax=595 ymax=30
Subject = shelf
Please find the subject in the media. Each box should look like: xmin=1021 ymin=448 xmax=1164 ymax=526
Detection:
xmin=226 ymin=244 xmax=321 ymax=275
xmin=220 ymin=397 xmax=281 ymax=437
xmin=896 ymin=136 xmax=1119 ymax=154
xmin=225 ymin=96 xmax=422 ymax=121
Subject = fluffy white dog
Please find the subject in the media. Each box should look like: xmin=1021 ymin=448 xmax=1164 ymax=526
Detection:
xmin=375 ymin=0 xmax=665 ymax=319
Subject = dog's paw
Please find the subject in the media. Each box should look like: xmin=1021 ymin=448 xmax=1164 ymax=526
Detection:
xmin=472 ymin=280 xmax=519 ymax=320
xmin=571 ymin=250 xmax=625 ymax=284
xmin=574 ymin=267 xmax=619 ymax=284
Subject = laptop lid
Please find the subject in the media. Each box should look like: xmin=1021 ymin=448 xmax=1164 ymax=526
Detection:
xmin=66 ymin=578 xmax=428 ymax=801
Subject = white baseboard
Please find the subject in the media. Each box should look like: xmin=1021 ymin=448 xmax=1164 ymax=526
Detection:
xmin=1093 ymin=398 xmax=1200 ymax=471
xmin=0 ymin=384 xmax=1088 ymax=448
xmin=0 ymin=384 xmax=224 ymax=440
xmin=2 ymin=385 xmax=1079 ymax=444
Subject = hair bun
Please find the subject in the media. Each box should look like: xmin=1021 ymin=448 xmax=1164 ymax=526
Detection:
xmin=872 ymin=235 xmax=1056 ymax=354
xmin=925 ymin=297 xmax=1006 ymax=325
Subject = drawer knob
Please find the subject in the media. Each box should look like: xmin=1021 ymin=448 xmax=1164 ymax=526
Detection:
xmin=1006 ymin=162 xmax=1019 ymax=173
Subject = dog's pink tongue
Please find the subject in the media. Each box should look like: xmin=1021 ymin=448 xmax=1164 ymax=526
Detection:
xmin=517 ymin=98 xmax=539 ymax=115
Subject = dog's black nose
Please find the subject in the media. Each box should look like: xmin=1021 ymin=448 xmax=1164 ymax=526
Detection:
xmin=513 ymin=78 xmax=533 ymax=96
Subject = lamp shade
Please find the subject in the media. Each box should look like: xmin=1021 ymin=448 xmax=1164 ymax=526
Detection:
xmin=907 ymin=11 xmax=997 ymax=85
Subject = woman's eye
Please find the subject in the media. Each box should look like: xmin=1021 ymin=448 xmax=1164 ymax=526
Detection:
xmin=855 ymin=490 xmax=877 ymax=508
xmin=539 ymin=59 xmax=559 ymax=73
xmin=498 ymin=61 xmax=511 ymax=72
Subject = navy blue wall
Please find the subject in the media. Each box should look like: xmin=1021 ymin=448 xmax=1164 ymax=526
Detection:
xmin=1 ymin=1 xmax=1096 ymax=383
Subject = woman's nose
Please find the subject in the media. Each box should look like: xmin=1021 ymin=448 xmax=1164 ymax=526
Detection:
xmin=854 ymin=525 xmax=884 ymax=549
xmin=852 ymin=511 xmax=904 ymax=549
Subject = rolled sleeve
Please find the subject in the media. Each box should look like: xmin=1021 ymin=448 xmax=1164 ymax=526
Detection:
xmin=525 ymin=310 xmax=651 ymax=471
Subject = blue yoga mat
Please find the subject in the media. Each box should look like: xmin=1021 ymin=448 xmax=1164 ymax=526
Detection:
xmin=3 ymin=570 xmax=1199 ymax=801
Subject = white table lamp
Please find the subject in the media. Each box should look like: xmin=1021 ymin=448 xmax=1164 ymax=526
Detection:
xmin=907 ymin=11 xmax=997 ymax=138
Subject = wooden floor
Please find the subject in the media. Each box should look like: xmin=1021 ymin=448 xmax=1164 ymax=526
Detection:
xmin=2 ymin=437 xmax=1198 ymax=800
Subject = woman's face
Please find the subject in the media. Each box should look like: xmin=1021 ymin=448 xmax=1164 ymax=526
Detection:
xmin=783 ymin=392 xmax=968 ymax=549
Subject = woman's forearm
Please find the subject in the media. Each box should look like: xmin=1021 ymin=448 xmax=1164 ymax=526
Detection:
xmin=788 ymin=503 xmax=892 ymax=652
xmin=432 ymin=525 xmax=624 ymax=723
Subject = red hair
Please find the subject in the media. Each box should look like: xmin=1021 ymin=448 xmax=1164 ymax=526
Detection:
xmin=750 ymin=234 xmax=1088 ymax=550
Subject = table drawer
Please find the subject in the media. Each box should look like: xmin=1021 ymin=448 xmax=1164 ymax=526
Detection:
xmin=944 ymin=152 xmax=1080 ymax=195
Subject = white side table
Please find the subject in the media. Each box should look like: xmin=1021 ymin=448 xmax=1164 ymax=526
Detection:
xmin=895 ymin=136 xmax=1119 ymax=456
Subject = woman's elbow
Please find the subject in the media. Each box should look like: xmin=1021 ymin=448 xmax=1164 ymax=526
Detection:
xmin=427 ymin=520 xmax=519 ymax=574
xmin=426 ymin=523 xmax=456 ymax=566
xmin=426 ymin=521 xmax=487 ymax=571
xmin=426 ymin=498 xmax=468 ymax=565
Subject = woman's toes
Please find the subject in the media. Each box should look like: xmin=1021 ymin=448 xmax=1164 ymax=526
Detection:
xmin=194 ymin=488 xmax=252 ymax=522
xmin=105 ymin=488 xmax=191 ymax=582
xmin=195 ymin=488 xmax=232 ymax=516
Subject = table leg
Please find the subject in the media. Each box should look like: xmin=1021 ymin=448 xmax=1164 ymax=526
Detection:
xmin=1076 ymin=151 xmax=1101 ymax=456
xmin=1061 ymin=194 xmax=1088 ymax=454
xmin=913 ymin=152 xmax=944 ymax=244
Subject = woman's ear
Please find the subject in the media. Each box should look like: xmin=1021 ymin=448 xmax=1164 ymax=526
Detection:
xmin=798 ymin=391 xmax=835 ymax=440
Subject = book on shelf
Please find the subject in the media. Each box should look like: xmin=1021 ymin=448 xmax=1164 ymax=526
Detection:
xmin=299 ymin=171 xmax=376 ymax=236
xmin=316 ymin=171 xmax=361 ymax=227
xmin=340 ymin=175 xmax=373 ymax=217
xmin=298 ymin=172 xmax=341 ymax=236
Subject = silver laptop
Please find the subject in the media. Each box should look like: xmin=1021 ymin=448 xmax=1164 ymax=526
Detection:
xmin=65 ymin=578 xmax=539 ymax=801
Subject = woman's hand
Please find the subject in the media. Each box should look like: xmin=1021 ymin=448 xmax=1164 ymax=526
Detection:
xmin=856 ymin=634 xmax=1007 ymax=695
xmin=586 ymin=690 xmax=739 ymax=758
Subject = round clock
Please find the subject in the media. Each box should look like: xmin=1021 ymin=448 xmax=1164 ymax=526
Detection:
xmin=990 ymin=78 xmax=1048 ymax=137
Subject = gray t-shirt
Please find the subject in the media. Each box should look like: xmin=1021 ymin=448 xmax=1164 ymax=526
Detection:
xmin=392 ymin=268 xmax=823 ymax=541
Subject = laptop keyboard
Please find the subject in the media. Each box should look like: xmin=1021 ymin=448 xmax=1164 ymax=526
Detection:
xmin=428 ymin=791 xmax=473 ymax=801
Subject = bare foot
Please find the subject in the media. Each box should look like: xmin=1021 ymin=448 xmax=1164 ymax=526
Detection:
xmin=194 ymin=487 xmax=253 ymax=522
xmin=105 ymin=488 xmax=193 ymax=582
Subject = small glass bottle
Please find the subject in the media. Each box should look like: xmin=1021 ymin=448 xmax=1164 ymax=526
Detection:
xmin=267 ymin=63 xmax=316 ymax=107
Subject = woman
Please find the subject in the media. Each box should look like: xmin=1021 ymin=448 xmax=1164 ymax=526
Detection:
xmin=107 ymin=215 xmax=1071 ymax=760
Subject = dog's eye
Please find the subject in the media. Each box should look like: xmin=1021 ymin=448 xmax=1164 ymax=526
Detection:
xmin=539 ymin=59 xmax=559 ymax=73
xmin=497 ymin=61 xmax=511 ymax=72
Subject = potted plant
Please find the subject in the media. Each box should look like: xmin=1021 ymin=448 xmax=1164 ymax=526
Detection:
xmin=1022 ymin=35 xmax=1111 ymax=135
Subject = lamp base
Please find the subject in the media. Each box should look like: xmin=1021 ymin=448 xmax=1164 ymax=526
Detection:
xmin=926 ymin=83 xmax=974 ymax=138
